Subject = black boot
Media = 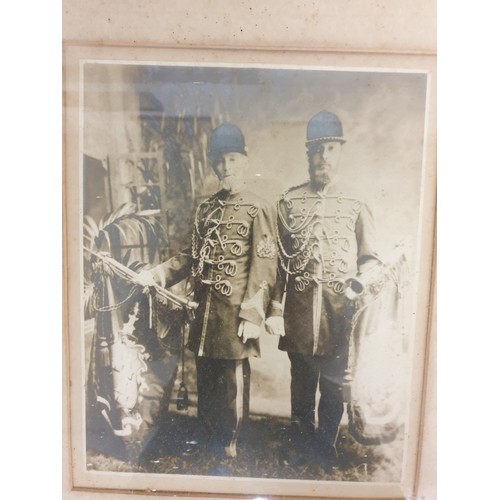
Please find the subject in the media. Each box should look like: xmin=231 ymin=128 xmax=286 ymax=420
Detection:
xmin=280 ymin=421 xmax=314 ymax=466
xmin=317 ymin=441 xmax=341 ymax=471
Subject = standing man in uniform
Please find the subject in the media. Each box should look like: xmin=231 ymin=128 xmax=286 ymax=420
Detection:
xmin=265 ymin=110 xmax=380 ymax=470
xmin=138 ymin=123 xmax=278 ymax=459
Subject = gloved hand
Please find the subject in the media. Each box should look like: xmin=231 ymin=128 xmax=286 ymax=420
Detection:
xmin=237 ymin=320 xmax=261 ymax=343
xmin=264 ymin=316 xmax=285 ymax=337
xmin=134 ymin=269 xmax=157 ymax=287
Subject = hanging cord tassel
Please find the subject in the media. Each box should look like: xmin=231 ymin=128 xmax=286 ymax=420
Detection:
xmin=149 ymin=286 xmax=161 ymax=339
xmin=148 ymin=287 xmax=155 ymax=329
xmin=176 ymin=320 xmax=189 ymax=411
xmin=95 ymin=270 xmax=111 ymax=368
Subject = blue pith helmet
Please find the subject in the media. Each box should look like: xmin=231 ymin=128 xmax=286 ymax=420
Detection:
xmin=208 ymin=123 xmax=247 ymax=165
xmin=306 ymin=110 xmax=346 ymax=148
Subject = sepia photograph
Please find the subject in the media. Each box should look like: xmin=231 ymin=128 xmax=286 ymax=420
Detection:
xmin=63 ymin=46 xmax=436 ymax=499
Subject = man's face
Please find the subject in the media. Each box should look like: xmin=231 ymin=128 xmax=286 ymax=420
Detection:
xmin=308 ymin=141 xmax=343 ymax=189
xmin=212 ymin=152 xmax=248 ymax=193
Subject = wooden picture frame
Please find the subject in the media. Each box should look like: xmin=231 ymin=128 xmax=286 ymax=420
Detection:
xmin=63 ymin=41 xmax=436 ymax=500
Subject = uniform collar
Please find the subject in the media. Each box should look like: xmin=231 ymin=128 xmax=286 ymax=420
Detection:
xmin=309 ymin=181 xmax=335 ymax=196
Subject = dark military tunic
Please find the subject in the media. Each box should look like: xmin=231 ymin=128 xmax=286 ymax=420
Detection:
xmin=274 ymin=182 xmax=379 ymax=358
xmin=272 ymin=180 xmax=380 ymax=452
xmin=151 ymin=187 xmax=278 ymax=454
xmin=152 ymin=188 xmax=278 ymax=360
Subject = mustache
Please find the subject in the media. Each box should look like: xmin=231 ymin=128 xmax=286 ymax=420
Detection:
xmin=309 ymin=167 xmax=332 ymax=187
xmin=219 ymin=176 xmax=244 ymax=193
xmin=309 ymin=166 xmax=331 ymax=174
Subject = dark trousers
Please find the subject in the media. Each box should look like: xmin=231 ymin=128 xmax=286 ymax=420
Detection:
xmin=288 ymin=352 xmax=345 ymax=451
xmin=195 ymin=357 xmax=250 ymax=454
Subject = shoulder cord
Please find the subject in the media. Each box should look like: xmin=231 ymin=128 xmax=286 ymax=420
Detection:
xmin=275 ymin=180 xmax=311 ymax=252
xmin=275 ymin=180 xmax=320 ymax=276
xmin=191 ymin=192 xmax=226 ymax=277
xmin=272 ymin=181 xmax=309 ymax=305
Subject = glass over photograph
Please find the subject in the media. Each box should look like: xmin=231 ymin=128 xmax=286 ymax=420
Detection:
xmin=79 ymin=61 xmax=429 ymax=486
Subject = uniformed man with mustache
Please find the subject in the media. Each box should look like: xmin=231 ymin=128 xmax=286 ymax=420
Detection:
xmin=138 ymin=123 xmax=278 ymax=459
xmin=266 ymin=110 xmax=380 ymax=470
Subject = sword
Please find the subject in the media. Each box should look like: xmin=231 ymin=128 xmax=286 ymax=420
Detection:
xmin=86 ymin=249 xmax=199 ymax=311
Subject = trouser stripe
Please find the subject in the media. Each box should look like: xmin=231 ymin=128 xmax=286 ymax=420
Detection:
xmin=226 ymin=359 xmax=244 ymax=457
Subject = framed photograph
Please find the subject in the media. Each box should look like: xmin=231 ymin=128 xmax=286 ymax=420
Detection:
xmin=63 ymin=43 xmax=436 ymax=499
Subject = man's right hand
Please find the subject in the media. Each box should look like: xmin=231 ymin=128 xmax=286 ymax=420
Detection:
xmin=265 ymin=316 xmax=285 ymax=337
xmin=134 ymin=270 xmax=157 ymax=287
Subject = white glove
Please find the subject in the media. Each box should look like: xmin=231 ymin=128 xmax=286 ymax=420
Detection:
xmin=134 ymin=270 xmax=157 ymax=287
xmin=237 ymin=320 xmax=261 ymax=343
xmin=265 ymin=316 xmax=285 ymax=337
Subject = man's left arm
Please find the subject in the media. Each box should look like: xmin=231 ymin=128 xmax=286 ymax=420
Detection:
xmin=356 ymin=202 xmax=382 ymax=274
xmin=237 ymin=202 xmax=279 ymax=341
